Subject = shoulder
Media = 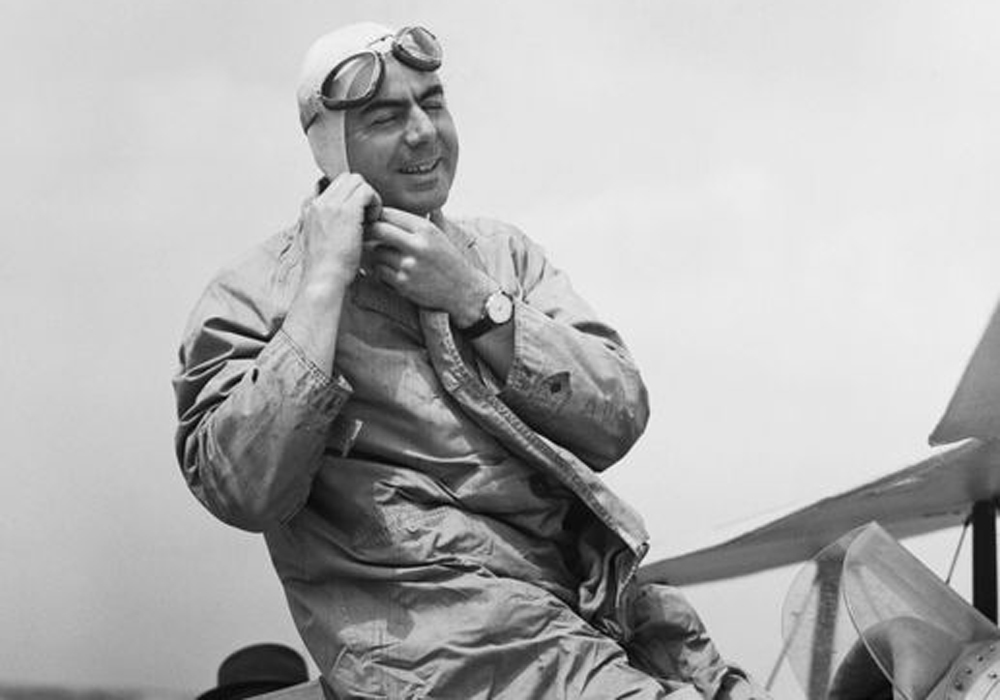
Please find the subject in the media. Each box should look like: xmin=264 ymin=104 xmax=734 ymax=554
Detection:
xmin=449 ymin=215 xmax=525 ymax=242
xmin=447 ymin=215 xmax=543 ymax=259
xmin=445 ymin=214 xmax=555 ymax=290
xmin=183 ymin=223 xmax=301 ymax=338
xmin=210 ymin=225 xmax=300 ymax=295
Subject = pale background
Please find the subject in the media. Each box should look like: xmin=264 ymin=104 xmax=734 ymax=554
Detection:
xmin=3 ymin=1 xmax=999 ymax=697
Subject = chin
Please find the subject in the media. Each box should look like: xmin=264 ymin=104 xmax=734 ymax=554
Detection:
xmin=390 ymin=189 xmax=450 ymax=216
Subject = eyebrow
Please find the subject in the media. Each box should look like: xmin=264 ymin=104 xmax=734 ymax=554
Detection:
xmin=359 ymin=84 xmax=445 ymax=116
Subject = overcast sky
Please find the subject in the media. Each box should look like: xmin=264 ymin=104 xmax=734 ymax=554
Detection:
xmin=3 ymin=1 xmax=1000 ymax=697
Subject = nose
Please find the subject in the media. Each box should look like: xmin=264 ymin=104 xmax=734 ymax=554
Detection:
xmin=403 ymin=106 xmax=436 ymax=148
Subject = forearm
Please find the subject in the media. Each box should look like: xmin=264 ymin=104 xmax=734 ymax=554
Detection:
xmin=450 ymin=273 xmax=516 ymax=382
xmin=177 ymin=329 xmax=351 ymax=532
xmin=498 ymin=300 xmax=649 ymax=470
xmin=282 ymin=245 xmax=357 ymax=370
xmin=175 ymin=266 xmax=354 ymax=532
xmin=176 ymin=174 xmax=374 ymax=530
xmin=440 ymin=231 xmax=649 ymax=467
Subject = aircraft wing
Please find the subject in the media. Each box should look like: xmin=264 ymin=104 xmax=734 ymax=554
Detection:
xmin=641 ymin=296 xmax=1000 ymax=587
xmin=931 ymin=300 xmax=1000 ymax=445
xmin=638 ymin=438 xmax=1000 ymax=585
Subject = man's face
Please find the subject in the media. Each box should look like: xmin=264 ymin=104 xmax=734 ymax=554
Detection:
xmin=343 ymin=56 xmax=459 ymax=215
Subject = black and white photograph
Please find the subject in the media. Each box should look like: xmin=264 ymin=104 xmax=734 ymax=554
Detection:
xmin=4 ymin=2 xmax=1000 ymax=699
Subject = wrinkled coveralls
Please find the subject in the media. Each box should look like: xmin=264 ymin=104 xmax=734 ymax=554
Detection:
xmin=174 ymin=212 xmax=734 ymax=699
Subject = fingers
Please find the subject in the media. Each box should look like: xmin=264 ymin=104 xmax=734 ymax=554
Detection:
xmin=368 ymin=244 xmax=406 ymax=271
xmin=373 ymin=263 xmax=404 ymax=289
xmin=300 ymin=174 xmax=382 ymax=279
xmin=362 ymin=188 xmax=383 ymax=224
xmin=379 ymin=207 xmax=427 ymax=229
xmin=364 ymin=198 xmax=382 ymax=226
xmin=317 ymin=173 xmax=381 ymax=218
xmin=318 ymin=172 xmax=362 ymax=203
xmin=366 ymin=220 xmax=419 ymax=250
xmin=341 ymin=177 xmax=381 ymax=221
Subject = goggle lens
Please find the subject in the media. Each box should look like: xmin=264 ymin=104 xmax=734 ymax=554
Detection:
xmin=320 ymin=52 xmax=382 ymax=108
xmin=392 ymin=26 xmax=442 ymax=70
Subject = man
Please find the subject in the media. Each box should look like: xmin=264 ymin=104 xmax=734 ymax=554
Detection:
xmin=174 ymin=22 xmax=770 ymax=699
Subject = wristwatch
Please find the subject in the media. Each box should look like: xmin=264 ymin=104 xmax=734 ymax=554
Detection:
xmin=459 ymin=289 xmax=514 ymax=340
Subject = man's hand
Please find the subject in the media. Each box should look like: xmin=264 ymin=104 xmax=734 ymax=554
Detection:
xmin=283 ymin=174 xmax=381 ymax=374
xmin=299 ymin=173 xmax=382 ymax=292
xmin=366 ymin=208 xmax=494 ymax=325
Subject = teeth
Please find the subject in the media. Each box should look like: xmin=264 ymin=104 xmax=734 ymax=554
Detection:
xmin=401 ymin=160 xmax=437 ymax=174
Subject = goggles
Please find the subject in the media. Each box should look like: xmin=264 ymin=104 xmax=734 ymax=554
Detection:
xmin=318 ymin=26 xmax=442 ymax=112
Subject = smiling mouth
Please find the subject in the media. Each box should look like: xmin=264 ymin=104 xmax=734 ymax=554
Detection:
xmin=399 ymin=158 xmax=440 ymax=175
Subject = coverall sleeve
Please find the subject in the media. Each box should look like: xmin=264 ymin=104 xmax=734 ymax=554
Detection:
xmin=495 ymin=226 xmax=650 ymax=471
xmin=172 ymin=268 xmax=351 ymax=532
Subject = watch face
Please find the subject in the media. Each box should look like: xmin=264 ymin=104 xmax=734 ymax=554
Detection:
xmin=485 ymin=291 xmax=513 ymax=324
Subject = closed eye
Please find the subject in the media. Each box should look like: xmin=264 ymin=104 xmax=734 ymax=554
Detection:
xmin=419 ymin=84 xmax=446 ymax=112
xmin=368 ymin=110 xmax=398 ymax=126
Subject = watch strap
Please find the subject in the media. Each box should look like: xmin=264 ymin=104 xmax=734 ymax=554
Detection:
xmin=458 ymin=290 xmax=512 ymax=340
xmin=460 ymin=314 xmax=499 ymax=340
